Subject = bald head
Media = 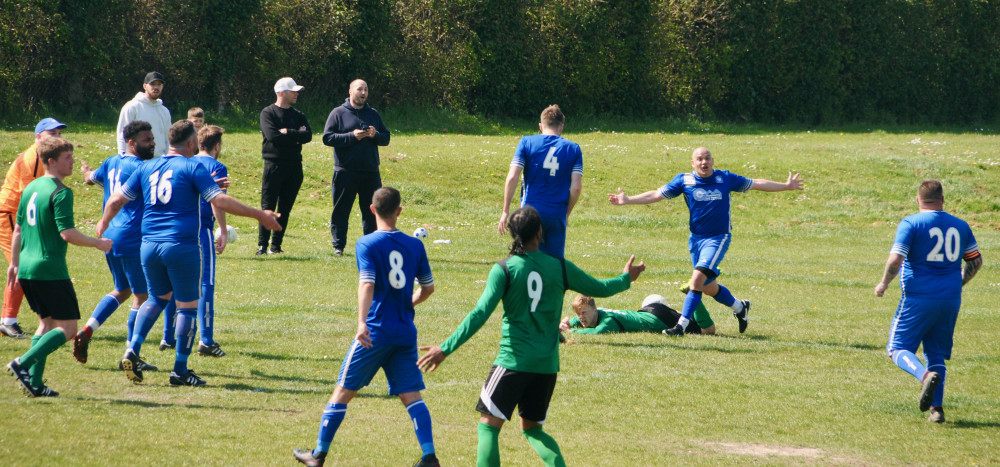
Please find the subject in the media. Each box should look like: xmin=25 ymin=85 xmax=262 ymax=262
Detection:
xmin=691 ymin=147 xmax=714 ymax=177
xmin=349 ymin=79 xmax=369 ymax=108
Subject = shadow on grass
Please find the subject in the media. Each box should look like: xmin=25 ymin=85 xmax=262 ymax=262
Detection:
xmin=242 ymin=351 xmax=335 ymax=363
xmin=85 ymin=396 xmax=300 ymax=413
xmin=951 ymin=420 xmax=1000 ymax=429
xmin=597 ymin=341 xmax=757 ymax=354
xmin=221 ymin=383 xmax=330 ymax=395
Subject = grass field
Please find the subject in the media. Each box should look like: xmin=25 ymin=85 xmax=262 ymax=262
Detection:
xmin=1 ymin=123 xmax=998 ymax=466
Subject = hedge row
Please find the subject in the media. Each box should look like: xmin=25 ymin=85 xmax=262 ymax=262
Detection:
xmin=1 ymin=0 xmax=997 ymax=124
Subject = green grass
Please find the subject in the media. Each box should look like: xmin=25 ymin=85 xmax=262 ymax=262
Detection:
xmin=1 ymin=125 xmax=998 ymax=465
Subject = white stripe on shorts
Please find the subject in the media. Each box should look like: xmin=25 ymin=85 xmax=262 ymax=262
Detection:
xmin=479 ymin=367 xmax=508 ymax=420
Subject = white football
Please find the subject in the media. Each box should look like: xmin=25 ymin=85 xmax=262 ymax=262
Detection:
xmin=214 ymin=225 xmax=237 ymax=243
xmin=642 ymin=294 xmax=668 ymax=308
xmin=413 ymin=227 xmax=429 ymax=238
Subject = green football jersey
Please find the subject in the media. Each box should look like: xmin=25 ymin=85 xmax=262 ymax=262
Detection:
xmin=569 ymin=308 xmax=665 ymax=334
xmin=16 ymin=176 xmax=74 ymax=280
xmin=440 ymin=250 xmax=631 ymax=374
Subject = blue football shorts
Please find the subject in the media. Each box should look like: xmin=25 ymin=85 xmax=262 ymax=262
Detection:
xmin=689 ymin=233 xmax=731 ymax=282
xmin=337 ymin=340 xmax=425 ymax=395
xmin=140 ymin=241 xmax=202 ymax=302
xmin=105 ymin=253 xmax=148 ymax=295
xmin=887 ymin=295 xmax=961 ymax=360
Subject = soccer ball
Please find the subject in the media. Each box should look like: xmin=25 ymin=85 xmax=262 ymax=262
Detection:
xmin=214 ymin=225 xmax=237 ymax=243
xmin=642 ymin=294 xmax=668 ymax=308
xmin=413 ymin=227 xmax=429 ymax=239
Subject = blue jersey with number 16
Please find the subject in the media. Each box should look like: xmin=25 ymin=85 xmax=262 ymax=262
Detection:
xmin=92 ymin=154 xmax=145 ymax=257
xmin=891 ymin=210 xmax=978 ymax=298
xmin=120 ymin=154 xmax=222 ymax=245
xmin=356 ymin=230 xmax=434 ymax=347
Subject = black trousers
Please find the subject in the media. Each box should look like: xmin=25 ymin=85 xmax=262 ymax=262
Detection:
xmin=330 ymin=169 xmax=381 ymax=250
xmin=258 ymin=160 xmax=303 ymax=248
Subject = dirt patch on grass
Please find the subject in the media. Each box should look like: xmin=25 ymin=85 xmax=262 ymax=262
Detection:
xmin=705 ymin=442 xmax=823 ymax=458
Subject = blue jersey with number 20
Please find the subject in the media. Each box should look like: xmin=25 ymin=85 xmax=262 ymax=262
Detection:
xmin=120 ymin=154 xmax=222 ymax=245
xmin=891 ymin=210 xmax=978 ymax=298
xmin=356 ymin=230 xmax=434 ymax=346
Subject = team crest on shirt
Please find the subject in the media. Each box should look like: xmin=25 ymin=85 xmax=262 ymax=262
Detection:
xmin=692 ymin=188 xmax=723 ymax=201
xmin=715 ymin=175 xmax=722 ymax=183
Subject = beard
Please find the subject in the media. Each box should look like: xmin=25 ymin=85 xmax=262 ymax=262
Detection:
xmin=136 ymin=146 xmax=155 ymax=160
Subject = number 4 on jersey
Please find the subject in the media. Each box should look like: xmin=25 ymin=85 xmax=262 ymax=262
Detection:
xmin=543 ymin=147 xmax=559 ymax=176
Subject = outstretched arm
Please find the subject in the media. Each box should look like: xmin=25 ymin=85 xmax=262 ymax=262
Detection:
xmin=751 ymin=172 xmax=803 ymax=192
xmin=209 ymin=194 xmax=281 ymax=231
xmin=874 ymin=253 xmax=905 ymax=297
xmin=60 ymin=228 xmax=112 ymax=252
xmin=608 ymin=188 xmax=664 ymax=205
xmin=96 ymin=192 xmax=130 ymax=238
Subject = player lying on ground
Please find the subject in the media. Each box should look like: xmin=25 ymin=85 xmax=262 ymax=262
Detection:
xmin=418 ymin=206 xmax=644 ymax=467
xmin=561 ymin=293 xmax=715 ymax=335
xmin=609 ymin=146 xmax=803 ymax=336
xmin=293 ymin=187 xmax=439 ymax=467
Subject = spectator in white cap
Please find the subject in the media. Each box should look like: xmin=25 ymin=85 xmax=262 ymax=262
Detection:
xmin=0 ymin=118 xmax=67 ymax=339
xmin=257 ymin=77 xmax=311 ymax=255
xmin=116 ymin=71 xmax=171 ymax=157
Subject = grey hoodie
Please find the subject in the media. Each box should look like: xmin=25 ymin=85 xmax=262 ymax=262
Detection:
xmin=116 ymin=92 xmax=171 ymax=157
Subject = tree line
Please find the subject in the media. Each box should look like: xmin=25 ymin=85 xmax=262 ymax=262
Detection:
xmin=1 ymin=0 xmax=997 ymax=124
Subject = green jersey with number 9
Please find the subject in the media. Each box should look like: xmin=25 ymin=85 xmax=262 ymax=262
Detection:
xmin=16 ymin=176 xmax=75 ymax=280
xmin=439 ymin=250 xmax=631 ymax=374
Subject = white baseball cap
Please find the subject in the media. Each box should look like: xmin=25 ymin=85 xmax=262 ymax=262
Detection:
xmin=274 ymin=77 xmax=304 ymax=93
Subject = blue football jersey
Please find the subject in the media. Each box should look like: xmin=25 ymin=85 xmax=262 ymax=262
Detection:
xmin=120 ymin=154 xmax=222 ymax=244
xmin=356 ymin=230 xmax=434 ymax=346
xmin=659 ymin=170 xmax=754 ymax=237
xmin=891 ymin=210 xmax=978 ymax=298
xmin=92 ymin=154 xmax=145 ymax=256
xmin=512 ymin=134 xmax=583 ymax=216
xmin=192 ymin=154 xmax=228 ymax=228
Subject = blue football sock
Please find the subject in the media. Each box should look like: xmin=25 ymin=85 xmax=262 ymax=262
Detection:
xmin=315 ymin=402 xmax=348 ymax=454
xmin=126 ymin=307 xmax=139 ymax=344
xmin=90 ymin=294 xmax=122 ymax=327
xmin=681 ymin=290 xmax=703 ymax=322
xmin=162 ymin=300 xmax=177 ymax=345
xmin=198 ymin=283 xmax=215 ymax=346
xmin=173 ymin=308 xmax=198 ymax=374
xmin=926 ymin=358 xmax=946 ymax=407
xmin=406 ymin=399 xmax=435 ymax=456
xmin=128 ymin=297 xmax=168 ymax=355
xmin=711 ymin=284 xmax=738 ymax=308
xmin=891 ymin=350 xmax=927 ymax=381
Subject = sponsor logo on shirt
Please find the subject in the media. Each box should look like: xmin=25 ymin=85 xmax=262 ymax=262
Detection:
xmin=692 ymin=188 xmax=723 ymax=201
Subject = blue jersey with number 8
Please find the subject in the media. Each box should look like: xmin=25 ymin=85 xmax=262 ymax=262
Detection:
xmin=891 ymin=210 xmax=978 ymax=298
xmin=356 ymin=230 xmax=434 ymax=346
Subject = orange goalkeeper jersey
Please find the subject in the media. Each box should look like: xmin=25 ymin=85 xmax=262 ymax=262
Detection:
xmin=0 ymin=143 xmax=43 ymax=214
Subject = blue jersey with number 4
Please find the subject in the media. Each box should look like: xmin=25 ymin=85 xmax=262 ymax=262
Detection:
xmin=120 ymin=154 xmax=222 ymax=244
xmin=513 ymin=134 xmax=583 ymax=217
xmin=93 ymin=154 xmax=145 ymax=256
xmin=659 ymin=170 xmax=753 ymax=237
xmin=891 ymin=210 xmax=978 ymax=298
xmin=356 ymin=230 xmax=434 ymax=346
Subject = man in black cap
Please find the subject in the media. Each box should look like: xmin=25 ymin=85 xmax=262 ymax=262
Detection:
xmin=116 ymin=71 xmax=171 ymax=157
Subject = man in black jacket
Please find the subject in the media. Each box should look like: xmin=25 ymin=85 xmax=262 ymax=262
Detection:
xmin=322 ymin=79 xmax=390 ymax=256
xmin=258 ymin=77 xmax=312 ymax=255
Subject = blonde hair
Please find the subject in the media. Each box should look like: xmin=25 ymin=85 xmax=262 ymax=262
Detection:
xmin=571 ymin=294 xmax=595 ymax=313
xmin=187 ymin=107 xmax=204 ymax=118
xmin=540 ymin=104 xmax=565 ymax=129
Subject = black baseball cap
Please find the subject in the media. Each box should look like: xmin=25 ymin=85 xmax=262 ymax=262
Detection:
xmin=144 ymin=71 xmax=165 ymax=84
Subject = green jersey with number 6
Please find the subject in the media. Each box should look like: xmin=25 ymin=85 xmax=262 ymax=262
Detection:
xmin=439 ymin=250 xmax=631 ymax=374
xmin=16 ymin=176 xmax=74 ymax=280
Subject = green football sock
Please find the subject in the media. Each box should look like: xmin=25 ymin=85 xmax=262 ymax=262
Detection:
xmin=28 ymin=334 xmax=46 ymax=387
xmin=523 ymin=426 xmax=565 ymax=467
xmin=477 ymin=422 xmax=501 ymax=467
xmin=19 ymin=329 xmax=66 ymax=377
